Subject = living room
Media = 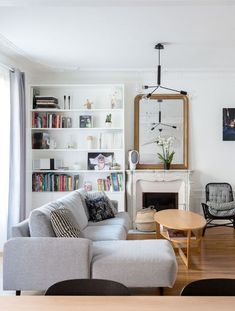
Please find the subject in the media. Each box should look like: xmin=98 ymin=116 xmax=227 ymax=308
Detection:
xmin=0 ymin=0 xmax=235 ymax=308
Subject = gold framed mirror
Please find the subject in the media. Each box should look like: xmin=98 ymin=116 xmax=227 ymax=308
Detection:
xmin=134 ymin=94 xmax=189 ymax=169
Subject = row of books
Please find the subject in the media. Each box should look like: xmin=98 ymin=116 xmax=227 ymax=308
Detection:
xmin=97 ymin=172 xmax=123 ymax=192
xmin=32 ymin=173 xmax=79 ymax=192
xmin=32 ymin=112 xmax=72 ymax=128
xmin=33 ymin=96 xmax=60 ymax=109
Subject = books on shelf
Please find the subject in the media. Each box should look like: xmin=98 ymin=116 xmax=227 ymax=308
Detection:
xmin=32 ymin=173 xmax=79 ymax=192
xmin=164 ymin=228 xmax=196 ymax=239
xmin=96 ymin=172 xmax=123 ymax=192
xmin=32 ymin=112 xmax=72 ymax=128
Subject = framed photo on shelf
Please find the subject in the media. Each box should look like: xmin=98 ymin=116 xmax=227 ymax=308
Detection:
xmin=79 ymin=115 xmax=93 ymax=128
xmin=87 ymin=152 xmax=114 ymax=170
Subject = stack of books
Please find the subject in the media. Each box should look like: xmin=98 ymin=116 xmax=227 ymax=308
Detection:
xmin=34 ymin=96 xmax=59 ymax=109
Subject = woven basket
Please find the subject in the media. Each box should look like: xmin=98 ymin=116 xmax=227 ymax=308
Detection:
xmin=135 ymin=208 xmax=156 ymax=232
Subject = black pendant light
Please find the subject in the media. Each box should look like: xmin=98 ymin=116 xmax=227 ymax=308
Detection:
xmin=143 ymin=43 xmax=187 ymax=98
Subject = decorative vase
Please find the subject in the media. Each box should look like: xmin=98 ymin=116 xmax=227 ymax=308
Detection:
xmin=164 ymin=162 xmax=171 ymax=170
xmin=105 ymin=122 xmax=112 ymax=128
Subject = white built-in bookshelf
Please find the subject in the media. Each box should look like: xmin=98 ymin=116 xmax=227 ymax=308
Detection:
xmin=28 ymin=84 xmax=125 ymax=212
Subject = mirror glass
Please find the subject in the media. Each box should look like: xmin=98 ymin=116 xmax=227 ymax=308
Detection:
xmin=134 ymin=94 xmax=188 ymax=169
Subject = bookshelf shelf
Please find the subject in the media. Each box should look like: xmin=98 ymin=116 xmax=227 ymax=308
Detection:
xmin=31 ymin=108 xmax=123 ymax=112
xmin=31 ymin=127 xmax=123 ymax=131
xmin=29 ymin=84 xmax=125 ymax=212
xmin=32 ymin=169 xmax=123 ymax=173
xmin=32 ymin=148 xmax=123 ymax=152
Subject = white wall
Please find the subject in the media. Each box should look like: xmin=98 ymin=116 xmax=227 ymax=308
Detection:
xmin=29 ymin=69 xmax=235 ymax=211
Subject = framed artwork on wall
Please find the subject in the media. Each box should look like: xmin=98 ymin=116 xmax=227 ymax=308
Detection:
xmin=134 ymin=94 xmax=189 ymax=169
xmin=223 ymin=108 xmax=235 ymax=141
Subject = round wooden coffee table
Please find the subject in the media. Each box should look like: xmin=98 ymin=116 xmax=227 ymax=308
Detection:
xmin=154 ymin=209 xmax=206 ymax=268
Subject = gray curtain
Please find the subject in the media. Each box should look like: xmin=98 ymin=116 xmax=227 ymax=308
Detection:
xmin=7 ymin=69 xmax=26 ymax=238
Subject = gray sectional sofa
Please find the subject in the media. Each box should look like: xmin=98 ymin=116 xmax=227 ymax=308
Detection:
xmin=3 ymin=189 xmax=178 ymax=294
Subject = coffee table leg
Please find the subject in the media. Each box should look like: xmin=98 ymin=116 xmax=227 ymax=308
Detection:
xmin=156 ymin=222 xmax=161 ymax=239
xmin=178 ymin=229 xmax=191 ymax=269
xmin=186 ymin=229 xmax=191 ymax=268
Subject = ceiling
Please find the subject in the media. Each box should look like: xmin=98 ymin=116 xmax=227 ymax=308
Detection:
xmin=1 ymin=0 xmax=235 ymax=72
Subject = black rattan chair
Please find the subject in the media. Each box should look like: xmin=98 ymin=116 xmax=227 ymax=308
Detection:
xmin=180 ymin=278 xmax=235 ymax=296
xmin=201 ymin=182 xmax=235 ymax=235
xmin=45 ymin=279 xmax=130 ymax=296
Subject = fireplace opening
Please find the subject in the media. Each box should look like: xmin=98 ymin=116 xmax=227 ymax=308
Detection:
xmin=142 ymin=192 xmax=178 ymax=211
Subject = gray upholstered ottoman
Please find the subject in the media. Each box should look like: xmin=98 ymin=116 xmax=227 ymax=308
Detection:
xmin=92 ymin=239 xmax=177 ymax=288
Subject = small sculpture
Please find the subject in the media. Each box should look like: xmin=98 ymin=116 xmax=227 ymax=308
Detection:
xmin=111 ymin=92 xmax=117 ymax=109
xmin=84 ymin=99 xmax=93 ymax=109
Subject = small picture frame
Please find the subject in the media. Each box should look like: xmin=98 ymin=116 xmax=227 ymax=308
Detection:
xmin=87 ymin=152 xmax=114 ymax=170
xmin=79 ymin=115 xmax=93 ymax=128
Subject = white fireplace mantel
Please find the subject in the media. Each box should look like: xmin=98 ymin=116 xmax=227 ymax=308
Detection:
xmin=126 ymin=169 xmax=193 ymax=228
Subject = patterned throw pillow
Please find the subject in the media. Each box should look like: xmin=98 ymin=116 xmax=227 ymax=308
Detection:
xmin=85 ymin=191 xmax=117 ymax=215
xmin=50 ymin=208 xmax=80 ymax=237
xmin=85 ymin=194 xmax=115 ymax=222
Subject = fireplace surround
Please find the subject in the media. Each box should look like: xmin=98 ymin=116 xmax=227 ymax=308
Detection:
xmin=126 ymin=169 xmax=192 ymax=228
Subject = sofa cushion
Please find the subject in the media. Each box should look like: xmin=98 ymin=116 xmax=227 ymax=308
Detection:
xmin=29 ymin=201 xmax=62 ymax=237
xmin=88 ymin=212 xmax=131 ymax=232
xmin=58 ymin=191 xmax=88 ymax=230
xmin=80 ymin=225 xmax=126 ymax=241
xmin=50 ymin=208 xmax=80 ymax=237
xmin=85 ymin=195 xmax=114 ymax=222
xmin=92 ymin=240 xmax=178 ymax=288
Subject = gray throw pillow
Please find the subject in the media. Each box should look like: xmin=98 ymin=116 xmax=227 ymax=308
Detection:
xmin=50 ymin=208 xmax=80 ymax=238
xmin=29 ymin=201 xmax=64 ymax=237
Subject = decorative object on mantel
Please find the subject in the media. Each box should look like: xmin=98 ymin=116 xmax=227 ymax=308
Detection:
xmin=128 ymin=150 xmax=139 ymax=170
xmin=156 ymin=136 xmax=175 ymax=170
xmin=142 ymin=43 xmax=187 ymax=98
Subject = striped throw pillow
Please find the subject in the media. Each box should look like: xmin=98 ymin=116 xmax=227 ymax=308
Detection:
xmin=50 ymin=208 xmax=80 ymax=238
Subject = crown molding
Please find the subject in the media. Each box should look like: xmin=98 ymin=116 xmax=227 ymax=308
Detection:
xmin=1 ymin=0 xmax=235 ymax=7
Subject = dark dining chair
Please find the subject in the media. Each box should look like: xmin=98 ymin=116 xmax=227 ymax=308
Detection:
xmin=201 ymin=182 xmax=235 ymax=235
xmin=45 ymin=278 xmax=130 ymax=296
xmin=180 ymin=278 xmax=235 ymax=296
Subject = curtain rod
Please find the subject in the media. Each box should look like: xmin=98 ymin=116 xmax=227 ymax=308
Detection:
xmin=0 ymin=62 xmax=14 ymax=72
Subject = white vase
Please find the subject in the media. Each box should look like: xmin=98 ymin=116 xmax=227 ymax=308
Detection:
xmin=105 ymin=122 xmax=112 ymax=128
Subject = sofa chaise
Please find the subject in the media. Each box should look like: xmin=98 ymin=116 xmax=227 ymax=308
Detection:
xmin=3 ymin=190 xmax=178 ymax=294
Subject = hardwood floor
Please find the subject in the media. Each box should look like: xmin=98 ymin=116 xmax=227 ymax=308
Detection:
xmin=128 ymin=226 xmax=235 ymax=295
xmin=1 ymin=227 xmax=235 ymax=296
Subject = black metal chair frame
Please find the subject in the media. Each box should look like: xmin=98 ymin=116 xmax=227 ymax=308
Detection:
xmin=45 ymin=278 xmax=131 ymax=296
xmin=201 ymin=182 xmax=235 ymax=235
xmin=180 ymin=278 xmax=235 ymax=296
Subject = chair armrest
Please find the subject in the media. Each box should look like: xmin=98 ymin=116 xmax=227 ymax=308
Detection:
xmin=3 ymin=237 xmax=92 ymax=291
xmin=201 ymin=202 xmax=209 ymax=217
